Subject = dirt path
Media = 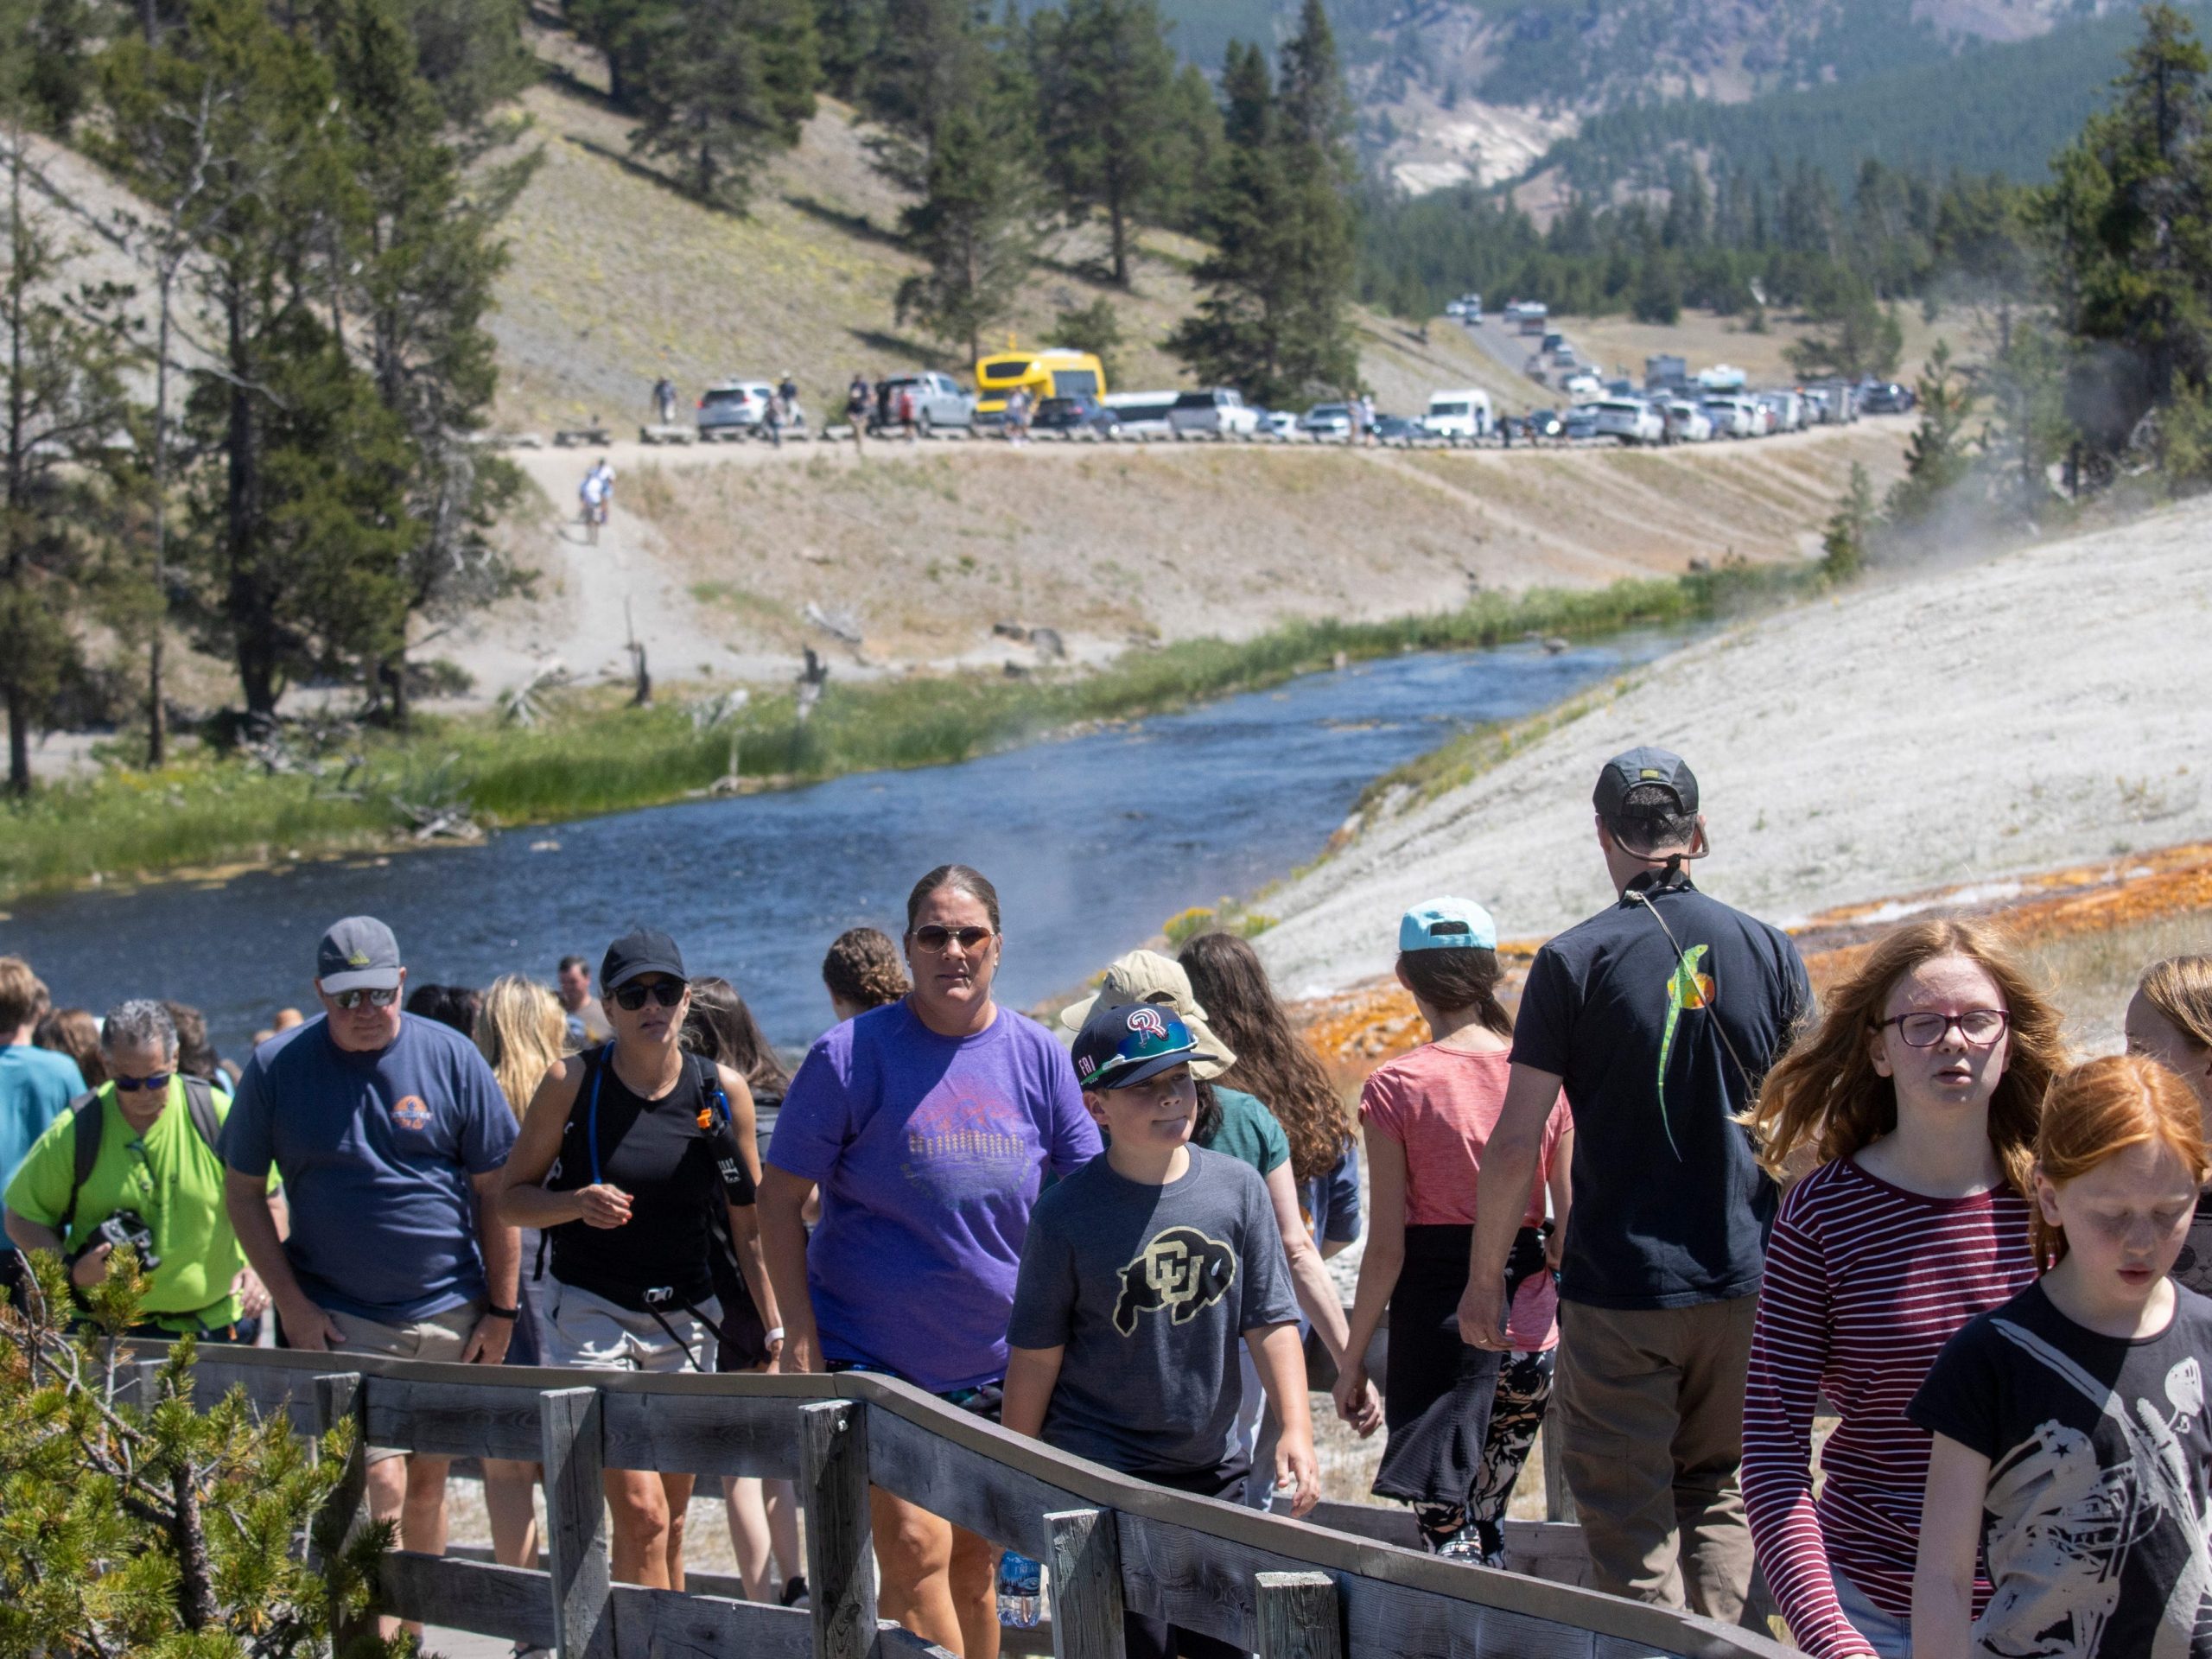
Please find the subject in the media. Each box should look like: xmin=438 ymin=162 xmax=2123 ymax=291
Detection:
xmin=1254 ymin=497 xmax=2212 ymax=998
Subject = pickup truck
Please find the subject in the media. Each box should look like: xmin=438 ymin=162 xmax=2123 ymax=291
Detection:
xmin=874 ymin=372 xmax=976 ymax=435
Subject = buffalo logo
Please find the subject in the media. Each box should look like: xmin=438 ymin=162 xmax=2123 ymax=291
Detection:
xmin=1124 ymin=1006 xmax=1170 ymax=1041
xmin=391 ymin=1095 xmax=431 ymax=1131
xmin=1113 ymin=1226 xmax=1236 ymax=1336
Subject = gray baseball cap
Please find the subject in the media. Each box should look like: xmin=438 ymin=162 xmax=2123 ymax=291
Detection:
xmin=316 ymin=916 xmax=404 ymax=994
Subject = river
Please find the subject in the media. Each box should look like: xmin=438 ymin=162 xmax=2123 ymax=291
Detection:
xmin=2 ymin=633 xmax=1678 ymax=1057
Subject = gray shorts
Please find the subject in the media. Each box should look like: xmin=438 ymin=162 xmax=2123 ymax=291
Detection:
xmin=543 ymin=1281 xmax=718 ymax=1374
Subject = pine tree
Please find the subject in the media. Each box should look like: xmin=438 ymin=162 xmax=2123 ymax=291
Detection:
xmin=861 ymin=0 xmax=993 ymax=193
xmin=893 ymin=35 xmax=1044 ymax=363
xmin=321 ymin=0 xmax=532 ymax=726
xmin=0 ymin=13 xmax=136 ymax=795
xmin=2037 ymin=3 xmax=2212 ymax=451
xmin=0 ymin=1250 xmax=397 ymax=1653
xmin=1821 ymin=462 xmax=1875 ymax=582
xmin=1046 ymin=293 xmax=1123 ymax=380
xmin=1887 ymin=340 xmax=1979 ymax=524
xmin=626 ymin=0 xmax=817 ymax=207
xmin=1167 ymin=17 xmax=1356 ymax=409
xmin=813 ymin=0 xmax=880 ymax=100
xmin=1030 ymin=0 xmax=1178 ymax=286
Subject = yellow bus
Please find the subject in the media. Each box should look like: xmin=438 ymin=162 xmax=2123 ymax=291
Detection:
xmin=972 ymin=346 xmax=1108 ymax=423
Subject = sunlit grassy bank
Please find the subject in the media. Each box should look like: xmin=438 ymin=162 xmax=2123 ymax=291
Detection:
xmin=0 ymin=562 xmax=1812 ymax=905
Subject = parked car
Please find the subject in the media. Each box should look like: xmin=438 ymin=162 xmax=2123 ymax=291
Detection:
xmin=1592 ymin=397 xmax=1664 ymax=445
xmin=1422 ymin=389 xmax=1493 ymax=442
xmin=1373 ymin=414 xmax=1426 ymax=444
xmin=1860 ymin=380 xmax=1917 ymax=415
xmin=1526 ymin=408 xmax=1565 ymax=442
xmin=1299 ymin=403 xmax=1352 ymax=440
xmin=1662 ymin=400 xmax=1713 ymax=442
xmin=1033 ymin=394 xmax=1118 ymax=438
xmin=1563 ymin=404 xmax=1600 ymax=442
xmin=1757 ymin=390 xmax=1806 ymax=432
xmin=1169 ymin=388 xmax=1262 ymax=439
xmin=696 ymin=380 xmax=777 ymax=440
xmin=1103 ymin=391 xmax=1179 ymax=440
xmin=1256 ymin=409 xmax=1298 ymax=440
xmin=1700 ymin=396 xmax=1758 ymax=439
xmin=1560 ymin=370 xmax=1602 ymax=400
xmin=875 ymin=371 xmax=976 ymax=434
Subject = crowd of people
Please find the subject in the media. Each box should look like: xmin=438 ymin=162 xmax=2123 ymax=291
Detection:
xmin=4 ymin=741 xmax=2212 ymax=1659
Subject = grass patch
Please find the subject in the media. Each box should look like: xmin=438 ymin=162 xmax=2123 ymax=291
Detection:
xmin=0 ymin=559 xmax=1819 ymax=904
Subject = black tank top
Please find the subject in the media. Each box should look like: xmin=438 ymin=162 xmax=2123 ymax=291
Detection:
xmin=546 ymin=1046 xmax=755 ymax=1311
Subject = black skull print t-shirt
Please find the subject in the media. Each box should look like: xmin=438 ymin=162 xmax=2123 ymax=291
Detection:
xmin=1008 ymin=1144 xmax=1298 ymax=1481
xmin=1910 ymin=1279 xmax=2212 ymax=1659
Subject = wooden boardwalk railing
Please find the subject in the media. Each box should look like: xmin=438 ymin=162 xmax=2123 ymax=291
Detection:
xmin=149 ymin=1346 xmax=1788 ymax=1659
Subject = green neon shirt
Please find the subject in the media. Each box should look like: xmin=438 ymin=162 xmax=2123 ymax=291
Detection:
xmin=3 ymin=1079 xmax=245 ymax=1332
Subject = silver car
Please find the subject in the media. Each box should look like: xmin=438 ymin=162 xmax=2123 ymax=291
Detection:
xmin=696 ymin=381 xmax=776 ymax=441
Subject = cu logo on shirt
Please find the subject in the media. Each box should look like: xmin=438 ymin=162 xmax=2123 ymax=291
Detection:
xmin=391 ymin=1095 xmax=431 ymax=1131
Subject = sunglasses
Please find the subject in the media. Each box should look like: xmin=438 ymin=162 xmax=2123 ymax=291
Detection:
xmin=113 ymin=1071 xmax=174 ymax=1092
xmin=330 ymin=987 xmax=399 ymax=1009
xmin=613 ymin=978 xmax=688 ymax=1011
xmin=911 ymin=925 xmax=995 ymax=954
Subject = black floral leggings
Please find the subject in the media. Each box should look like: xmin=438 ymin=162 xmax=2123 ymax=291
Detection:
xmin=1411 ymin=1348 xmax=1557 ymax=1562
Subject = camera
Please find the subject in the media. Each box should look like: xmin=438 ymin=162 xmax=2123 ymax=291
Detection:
xmin=74 ymin=1210 xmax=160 ymax=1274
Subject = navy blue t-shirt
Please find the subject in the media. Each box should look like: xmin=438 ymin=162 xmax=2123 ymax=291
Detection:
xmin=1512 ymin=874 xmax=1808 ymax=1310
xmin=220 ymin=1013 xmax=518 ymax=1321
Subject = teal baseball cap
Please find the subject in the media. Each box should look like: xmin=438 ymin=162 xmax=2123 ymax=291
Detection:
xmin=1398 ymin=898 xmax=1497 ymax=953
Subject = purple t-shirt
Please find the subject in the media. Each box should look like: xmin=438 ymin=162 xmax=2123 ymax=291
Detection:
xmin=769 ymin=1000 xmax=1101 ymax=1392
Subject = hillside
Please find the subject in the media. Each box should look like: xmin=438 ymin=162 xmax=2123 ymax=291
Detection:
xmin=442 ymin=417 xmax=1914 ymax=702
xmin=1251 ymin=497 xmax=2212 ymax=998
xmin=484 ymin=37 xmax=1539 ymax=429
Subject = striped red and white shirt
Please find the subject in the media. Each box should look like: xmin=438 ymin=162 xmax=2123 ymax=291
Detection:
xmin=1741 ymin=1156 xmax=2035 ymax=1658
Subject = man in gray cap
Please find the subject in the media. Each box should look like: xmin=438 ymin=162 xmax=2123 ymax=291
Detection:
xmin=1459 ymin=748 xmax=1808 ymax=1621
xmin=221 ymin=916 xmax=519 ymax=1603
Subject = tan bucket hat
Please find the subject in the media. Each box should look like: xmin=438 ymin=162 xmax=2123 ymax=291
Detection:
xmin=1059 ymin=950 xmax=1236 ymax=1081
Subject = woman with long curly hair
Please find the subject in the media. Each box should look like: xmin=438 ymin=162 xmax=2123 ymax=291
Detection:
xmin=1738 ymin=918 xmax=2064 ymax=1659
xmin=1178 ymin=931 xmax=1358 ymax=1245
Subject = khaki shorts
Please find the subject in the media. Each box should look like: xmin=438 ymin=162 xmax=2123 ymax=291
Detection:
xmin=326 ymin=1302 xmax=483 ymax=1463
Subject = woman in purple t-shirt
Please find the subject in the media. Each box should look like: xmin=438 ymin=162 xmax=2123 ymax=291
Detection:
xmin=763 ymin=865 xmax=1100 ymax=1659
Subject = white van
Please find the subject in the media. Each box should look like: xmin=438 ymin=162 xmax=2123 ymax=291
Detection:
xmin=1592 ymin=398 xmax=1663 ymax=445
xmin=1422 ymin=388 xmax=1492 ymax=442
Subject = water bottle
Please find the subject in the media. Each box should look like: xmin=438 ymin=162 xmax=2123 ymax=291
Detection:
xmin=995 ymin=1549 xmax=1042 ymax=1628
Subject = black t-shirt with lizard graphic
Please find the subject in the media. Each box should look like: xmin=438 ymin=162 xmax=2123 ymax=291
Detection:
xmin=1008 ymin=1145 xmax=1296 ymax=1481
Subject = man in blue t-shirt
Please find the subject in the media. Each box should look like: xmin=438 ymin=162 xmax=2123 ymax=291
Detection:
xmin=1 ymin=957 xmax=86 ymax=1298
xmin=221 ymin=916 xmax=518 ymax=1589
xmin=1461 ymin=748 xmax=1808 ymax=1622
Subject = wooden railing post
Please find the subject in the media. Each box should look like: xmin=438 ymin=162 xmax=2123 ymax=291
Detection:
xmin=541 ymin=1386 xmax=611 ymax=1659
xmin=1253 ymin=1571 xmax=1342 ymax=1659
xmin=1541 ymin=1421 xmax=1577 ymax=1523
xmin=1045 ymin=1509 xmax=1124 ymax=1659
xmin=311 ymin=1372 xmax=373 ymax=1654
xmin=800 ymin=1399 xmax=876 ymax=1659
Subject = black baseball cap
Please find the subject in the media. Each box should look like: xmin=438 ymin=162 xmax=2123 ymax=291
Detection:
xmin=601 ymin=926 xmax=687 ymax=991
xmin=1071 ymin=1001 xmax=1222 ymax=1091
xmin=1593 ymin=747 xmax=1700 ymax=819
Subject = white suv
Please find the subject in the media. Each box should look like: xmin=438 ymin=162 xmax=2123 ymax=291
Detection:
xmin=1592 ymin=398 xmax=1663 ymax=445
